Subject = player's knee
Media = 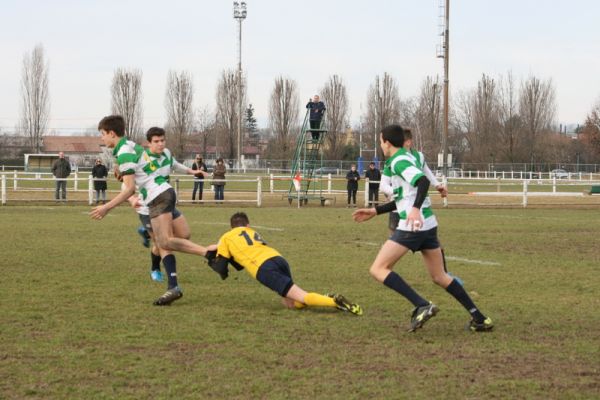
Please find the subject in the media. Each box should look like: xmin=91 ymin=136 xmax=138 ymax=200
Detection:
xmin=431 ymin=273 xmax=449 ymax=287
xmin=369 ymin=264 xmax=388 ymax=282
xmin=156 ymin=236 xmax=171 ymax=250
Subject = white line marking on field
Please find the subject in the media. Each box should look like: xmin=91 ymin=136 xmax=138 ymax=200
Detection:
xmin=446 ymin=256 xmax=501 ymax=266
xmin=252 ymin=225 xmax=284 ymax=232
xmin=485 ymin=214 xmax=560 ymax=221
xmin=354 ymin=241 xmax=501 ymax=266
xmin=360 ymin=241 xmax=381 ymax=247
xmin=194 ymin=221 xmax=284 ymax=231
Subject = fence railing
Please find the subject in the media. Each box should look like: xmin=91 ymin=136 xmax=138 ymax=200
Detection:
xmin=2 ymin=170 xmax=600 ymax=208
xmin=0 ymin=173 xmax=264 ymax=207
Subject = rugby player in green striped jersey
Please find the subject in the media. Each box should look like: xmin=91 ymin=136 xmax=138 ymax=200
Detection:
xmin=353 ymin=124 xmax=493 ymax=332
xmin=91 ymin=115 xmax=215 ymax=306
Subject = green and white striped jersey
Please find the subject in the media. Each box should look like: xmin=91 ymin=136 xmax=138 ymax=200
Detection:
xmin=113 ymin=137 xmax=187 ymax=205
xmin=383 ymin=147 xmax=438 ymax=231
xmin=113 ymin=137 xmax=144 ymax=176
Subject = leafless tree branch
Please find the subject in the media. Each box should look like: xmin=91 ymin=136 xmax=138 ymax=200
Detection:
xmin=20 ymin=44 xmax=50 ymax=153
xmin=111 ymin=68 xmax=143 ymax=142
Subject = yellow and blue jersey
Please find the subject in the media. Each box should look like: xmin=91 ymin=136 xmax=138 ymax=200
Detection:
xmin=216 ymin=226 xmax=280 ymax=278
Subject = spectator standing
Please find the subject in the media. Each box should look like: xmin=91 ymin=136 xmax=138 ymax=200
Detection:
xmin=192 ymin=155 xmax=208 ymax=202
xmin=212 ymin=158 xmax=226 ymax=202
xmin=306 ymin=95 xmax=326 ymax=141
xmin=365 ymin=162 xmax=382 ymax=207
xmin=346 ymin=164 xmax=360 ymax=208
xmin=52 ymin=151 xmax=71 ymax=201
xmin=91 ymin=159 xmax=108 ymax=204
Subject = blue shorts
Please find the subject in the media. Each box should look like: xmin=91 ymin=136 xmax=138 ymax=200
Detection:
xmin=390 ymin=226 xmax=441 ymax=252
xmin=256 ymin=256 xmax=294 ymax=297
xmin=138 ymin=208 xmax=181 ymax=232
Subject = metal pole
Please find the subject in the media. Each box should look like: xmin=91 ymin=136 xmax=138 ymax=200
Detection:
xmin=237 ymin=18 xmax=243 ymax=170
xmin=1 ymin=174 xmax=6 ymax=205
xmin=442 ymin=0 xmax=450 ymax=177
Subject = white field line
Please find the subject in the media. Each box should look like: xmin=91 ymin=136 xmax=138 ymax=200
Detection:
xmin=484 ymin=214 xmax=562 ymax=221
xmin=361 ymin=241 xmax=381 ymax=247
xmin=194 ymin=221 xmax=284 ymax=232
xmin=446 ymin=256 xmax=501 ymax=266
xmin=355 ymin=241 xmax=501 ymax=266
xmin=469 ymin=191 xmax=583 ymax=197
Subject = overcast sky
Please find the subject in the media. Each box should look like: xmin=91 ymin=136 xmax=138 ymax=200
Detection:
xmin=1 ymin=0 xmax=599 ymax=133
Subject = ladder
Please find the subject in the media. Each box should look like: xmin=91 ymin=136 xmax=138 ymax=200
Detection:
xmin=287 ymin=109 xmax=328 ymax=205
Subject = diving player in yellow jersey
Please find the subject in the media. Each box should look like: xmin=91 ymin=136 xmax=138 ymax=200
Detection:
xmin=206 ymin=212 xmax=362 ymax=315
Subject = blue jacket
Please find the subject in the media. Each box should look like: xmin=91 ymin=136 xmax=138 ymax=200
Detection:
xmin=306 ymin=101 xmax=326 ymax=121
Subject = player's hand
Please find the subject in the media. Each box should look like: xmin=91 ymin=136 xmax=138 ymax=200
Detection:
xmin=406 ymin=207 xmax=423 ymax=231
xmin=204 ymin=249 xmax=217 ymax=267
xmin=204 ymin=250 xmax=229 ymax=280
xmin=129 ymin=198 xmax=143 ymax=209
xmin=436 ymin=185 xmax=448 ymax=198
xmin=90 ymin=205 xmax=108 ymax=220
xmin=352 ymin=208 xmax=376 ymax=223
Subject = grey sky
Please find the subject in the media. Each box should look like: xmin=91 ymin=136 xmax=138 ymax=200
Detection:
xmin=1 ymin=0 xmax=599 ymax=133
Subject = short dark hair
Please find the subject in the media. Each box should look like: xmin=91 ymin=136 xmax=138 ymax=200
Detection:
xmin=146 ymin=127 xmax=166 ymax=142
xmin=230 ymin=212 xmax=250 ymax=228
xmin=380 ymin=124 xmax=405 ymax=147
xmin=98 ymin=115 xmax=125 ymax=137
xmin=403 ymin=128 xmax=413 ymax=140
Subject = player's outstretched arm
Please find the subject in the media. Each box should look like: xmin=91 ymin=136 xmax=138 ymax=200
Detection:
xmin=189 ymin=168 xmax=210 ymax=178
xmin=90 ymin=174 xmax=135 ymax=220
xmin=352 ymin=208 xmax=376 ymax=223
xmin=435 ymin=185 xmax=448 ymax=198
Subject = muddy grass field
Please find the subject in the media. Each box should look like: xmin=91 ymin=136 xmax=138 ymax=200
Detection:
xmin=1 ymin=205 xmax=598 ymax=399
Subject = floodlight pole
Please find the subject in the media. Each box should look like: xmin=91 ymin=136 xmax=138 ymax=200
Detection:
xmin=233 ymin=2 xmax=247 ymax=169
xmin=442 ymin=0 xmax=450 ymax=177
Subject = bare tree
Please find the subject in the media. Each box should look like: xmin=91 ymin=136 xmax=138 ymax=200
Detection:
xmin=497 ymin=71 xmax=522 ymax=163
xmin=19 ymin=44 xmax=50 ymax=153
xmin=165 ymin=70 xmax=194 ymax=157
xmin=268 ymin=76 xmax=299 ymax=165
xmin=413 ymin=76 xmax=442 ymax=160
xmin=111 ymin=68 xmax=143 ymax=142
xmin=471 ymin=74 xmax=501 ymax=164
xmin=365 ymin=73 xmax=401 ymax=159
xmin=320 ymin=75 xmax=349 ymax=159
xmin=519 ymin=76 xmax=556 ymax=167
xmin=215 ymin=69 xmax=245 ymax=159
xmin=195 ymin=105 xmax=215 ymax=158
xmin=580 ymin=99 xmax=600 ymax=163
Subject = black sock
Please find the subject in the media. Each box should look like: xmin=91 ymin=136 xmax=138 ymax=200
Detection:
xmin=151 ymin=252 xmax=161 ymax=272
xmin=162 ymin=254 xmax=178 ymax=289
xmin=445 ymin=279 xmax=486 ymax=323
xmin=383 ymin=271 xmax=429 ymax=307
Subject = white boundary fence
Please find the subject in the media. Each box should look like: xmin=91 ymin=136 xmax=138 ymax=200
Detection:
xmin=2 ymin=170 xmax=600 ymax=207
xmin=0 ymin=172 xmax=264 ymax=207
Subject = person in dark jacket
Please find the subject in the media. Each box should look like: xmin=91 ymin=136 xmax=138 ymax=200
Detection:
xmin=51 ymin=151 xmax=71 ymax=201
xmin=364 ymin=162 xmax=382 ymax=207
xmin=192 ymin=155 xmax=208 ymax=202
xmin=91 ymin=158 xmax=108 ymax=204
xmin=212 ymin=158 xmax=226 ymax=202
xmin=346 ymin=164 xmax=360 ymax=207
xmin=306 ymin=95 xmax=326 ymax=141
